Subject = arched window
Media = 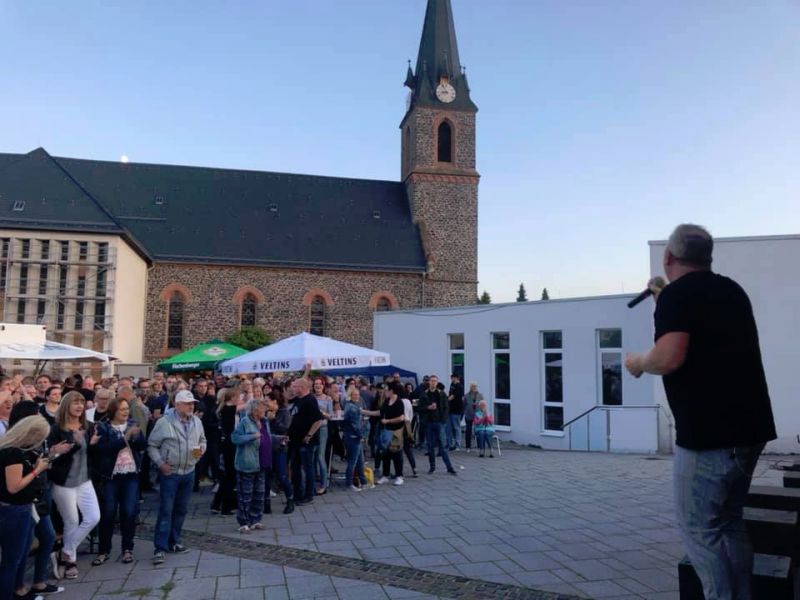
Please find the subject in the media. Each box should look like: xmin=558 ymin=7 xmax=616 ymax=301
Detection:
xmin=241 ymin=293 xmax=257 ymax=327
xmin=376 ymin=297 xmax=392 ymax=312
xmin=309 ymin=296 xmax=326 ymax=336
xmin=437 ymin=121 xmax=453 ymax=163
xmin=167 ymin=292 xmax=185 ymax=350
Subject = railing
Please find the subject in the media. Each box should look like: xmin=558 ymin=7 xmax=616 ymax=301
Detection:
xmin=563 ymin=404 xmax=664 ymax=452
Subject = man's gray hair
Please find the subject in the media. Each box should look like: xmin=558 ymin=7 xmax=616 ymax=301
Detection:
xmin=95 ymin=388 xmax=113 ymax=400
xmin=667 ymin=224 xmax=713 ymax=267
xmin=244 ymin=398 xmax=262 ymax=417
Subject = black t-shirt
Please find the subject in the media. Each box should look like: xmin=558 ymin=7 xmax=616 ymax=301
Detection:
xmin=654 ymin=270 xmax=776 ymax=450
xmin=287 ymin=394 xmax=324 ymax=445
xmin=380 ymin=398 xmax=405 ymax=431
xmin=39 ymin=404 xmax=57 ymax=427
xmin=449 ymin=382 xmax=464 ymax=414
xmin=0 ymin=447 xmax=42 ymax=504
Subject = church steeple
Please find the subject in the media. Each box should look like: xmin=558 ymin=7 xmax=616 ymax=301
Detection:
xmin=404 ymin=0 xmax=477 ymax=113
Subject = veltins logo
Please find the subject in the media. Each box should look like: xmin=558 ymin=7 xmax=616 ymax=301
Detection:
xmin=203 ymin=346 xmax=227 ymax=357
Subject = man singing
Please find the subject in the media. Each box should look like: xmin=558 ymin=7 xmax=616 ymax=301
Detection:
xmin=625 ymin=223 xmax=776 ymax=600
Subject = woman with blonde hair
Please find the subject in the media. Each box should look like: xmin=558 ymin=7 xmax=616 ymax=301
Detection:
xmin=0 ymin=415 xmax=52 ymax=599
xmin=48 ymin=391 xmax=101 ymax=580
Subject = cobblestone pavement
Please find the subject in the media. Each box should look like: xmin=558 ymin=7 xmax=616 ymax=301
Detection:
xmin=52 ymin=447 xmax=788 ymax=599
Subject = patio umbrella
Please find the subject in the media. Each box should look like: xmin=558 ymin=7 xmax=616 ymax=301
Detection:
xmin=0 ymin=340 xmax=116 ymax=363
xmin=219 ymin=332 xmax=390 ymax=376
xmin=157 ymin=340 xmax=248 ymax=373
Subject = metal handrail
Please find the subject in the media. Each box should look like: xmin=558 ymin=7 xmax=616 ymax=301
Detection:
xmin=563 ymin=404 xmax=662 ymax=452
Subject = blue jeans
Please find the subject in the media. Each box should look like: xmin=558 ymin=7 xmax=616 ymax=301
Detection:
xmin=34 ymin=513 xmax=56 ymax=585
xmin=447 ymin=413 xmax=462 ymax=449
xmin=0 ymin=502 xmax=35 ymax=596
xmin=291 ymin=443 xmax=316 ymax=501
xmin=674 ymin=443 xmax=764 ymax=600
xmin=343 ymin=436 xmax=366 ymax=487
xmin=477 ymin=430 xmax=495 ymax=453
xmin=153 ymin=471 xmax=194 ymax=553
xmin=426 ymin=422 xmax=454 ymax=472
xmin=100 ymin=474 xmax=139 ymax=554
xmin=314 ymin=426 xmax=328 ymax=489
xmin=273 ymin=450 xmax=293 ymax=501
xmin=236 ymin=470 xmax=265 ymax=527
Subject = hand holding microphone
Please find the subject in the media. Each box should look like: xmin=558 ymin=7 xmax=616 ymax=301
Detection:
xmin=627 ymin=276 xmax=667 ymax=308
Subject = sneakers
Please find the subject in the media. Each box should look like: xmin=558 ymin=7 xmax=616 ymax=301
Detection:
xmin=364 ymin=483 xmax=376 ymax=490
xmin=393 ymin=477 xmax=404 ymax=486
xmin=31 ymin=583 xmax=64 ymax=595
xmin=251 ymin=523 xmax=265 ymax=530
xmin=295 ymin=497 xmax=313 ymax=506
xmin=376 ymin=476 xmax=389 ymax=485
xmin=447 ymin=469 xmax=457 ymax=475
xmin=412 ymin=469 xmax=418 ymax=478
xmin=238 ymin=525 xmax=251 ymax=534
xmin=170 ymin=544 xmax=190 ymax=554
xmin=269 ymin=490 xmax=277 ymax=497
xmin=152 ymin=551 xmax=165 ymax=565
xmin=427 ymin=468 xmax=435 ymax=474
xmin=349 ymin=485 xmax=363 ymax=492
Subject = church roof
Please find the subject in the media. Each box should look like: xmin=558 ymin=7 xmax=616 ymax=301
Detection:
xmin=0 ymin=148 xmax=427 ymax=273
xmin=406 ymin=0 xmax=477 ymax=114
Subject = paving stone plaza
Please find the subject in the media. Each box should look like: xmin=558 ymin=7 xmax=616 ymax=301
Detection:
xmin=50 ymin=447 xmax=787 ymax=600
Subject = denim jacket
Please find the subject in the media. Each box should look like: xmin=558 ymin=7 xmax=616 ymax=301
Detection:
xmin=231 ymin=415 xmax=279 ymax=473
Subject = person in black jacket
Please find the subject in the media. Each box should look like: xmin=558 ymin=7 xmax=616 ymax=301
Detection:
xmin=417 ymin=376 xmax=456 ymax=475
xmin=211 ymin=387 xmax=239 ymax=515
xmin=193 ymin=379 xmax=220 ymax=492
xmin=90 ymin=397 xmax=147 ymax=565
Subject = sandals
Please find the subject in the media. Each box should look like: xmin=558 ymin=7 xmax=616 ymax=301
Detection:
xmin=64 ymin=562 xmax=79 ymax=579
xmin=122 ymin=550 xmax=134 ymax=564
xmin=92 ymin=554 xmax=109 ymax=566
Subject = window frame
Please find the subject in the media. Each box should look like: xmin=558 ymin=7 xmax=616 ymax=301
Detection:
xmin=491 ymin=332 xmax=511 ymax=431
xmin=309 ymin=296 xmax=326 ymax=336
xmin=541 ymin=330 xmax=565 ymax=436
xmin=166 ymin=291 xmax=185 ymax=350
xmin=597 ymin=328 xmax=623 ymax=406
xmin=241 ymin=293 xmax=257 ymax=328
xmin=448 ymin=333 xmax=465 ymax=383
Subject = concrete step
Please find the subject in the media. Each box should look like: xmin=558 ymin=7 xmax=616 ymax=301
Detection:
xmin=678 ymin=554 xmax=796 ymax=600
xmin=747 ymin=485 xmax=800 ymax=511
xmin=744 ymin=507 xmax=799 ymax=558
xmin=785 ymin=471 xmax=800 ymax=489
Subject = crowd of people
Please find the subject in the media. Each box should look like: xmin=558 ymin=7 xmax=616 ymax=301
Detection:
xmin=0 ymin=368 xmax=493 ymax=600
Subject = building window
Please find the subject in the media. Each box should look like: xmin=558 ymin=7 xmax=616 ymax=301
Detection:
xmin=75 ymin=300 xmax=84 ymax=330
xmin=491 ymin=332 xmax=511 ymax=428
xmin=437 ymin=121 xmax=453 ymax=163
xmin=56 ymin=301 xmax=65 ymax=330
xmin=167 ymin=292 xmax=185 ymax=350
xmin=542 ymin=331 xmax=564 ymax=432
xmin=78 ymin=242 xmax=88 ymax=261
xmin=20 ymin=239 xmax=30 ymax=260
xmin=309 ymin=296 xmax=326 ymax=336
xmin=96 ymin=270 xmax=106 ymax=297
xmin=241 ymin=293 xmax=257 ymax=327
xmin=36 ymin=299 xmax=46 ymax=323
xmin=449 ymin=333 xmax=465 ymax=382
xmin=19 ymin=265 xmax=28 ymax=294
xmin=39 ymin=240 xmax=49 ymax=260
xmin=38 ymin=266 xmax=48 ymax=296
xmin=375 ymin=297 xmax=393 ymax=312
xmin=60 ymin=241 xmax=69 ymax=261
xmin=598 ymin=328 xmax=623 ymax=406
xmin=17 ymin=300 xmax=26 ymax=323
xmin=94 ymin=301 xmax=106 ymax=330
xmin=97 ymin=242 xmax=108 ymax=263
xmin=0 ymin=238 xmax=8 ymax=291
xmin=58 ymin=266 xmax=68 ymax=295
xmin=77 ymin=275 xmax=86 ymax=297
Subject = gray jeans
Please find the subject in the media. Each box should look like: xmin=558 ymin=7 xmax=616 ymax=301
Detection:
xmin=673 ymin=443 xmax=764 ymax=600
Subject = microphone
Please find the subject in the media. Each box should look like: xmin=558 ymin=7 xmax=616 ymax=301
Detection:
xmin=627 ymin=277 xmax=666 ymax=308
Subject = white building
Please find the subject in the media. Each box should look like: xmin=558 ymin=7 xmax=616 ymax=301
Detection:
xmin=374 ymin=234 xmax=800 ymax=454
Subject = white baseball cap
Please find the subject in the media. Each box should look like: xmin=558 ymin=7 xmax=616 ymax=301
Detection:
xmin=175 ymin=390 xmax=198 ymax=404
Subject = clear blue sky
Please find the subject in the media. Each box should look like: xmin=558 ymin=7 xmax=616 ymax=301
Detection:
xmin=2 ymin=1 xmax=798 ymax=302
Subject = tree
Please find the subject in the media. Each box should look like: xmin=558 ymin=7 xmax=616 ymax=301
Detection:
xmin=516 ymin=283 xmax=528 ymax=302
xmin=477 ymin=290 xmax=492 ymax=304
xmin=541 ymin=288 xmax=550 ymax=301
xmin=226 ymin=326 xmax=271 ymax=351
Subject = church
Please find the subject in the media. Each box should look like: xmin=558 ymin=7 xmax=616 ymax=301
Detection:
xmin=0 ymin=0 xmax=479 ymax=368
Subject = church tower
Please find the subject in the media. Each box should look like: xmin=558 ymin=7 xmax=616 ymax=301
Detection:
xmin=402 ymin=0 xmax=479 ymax=307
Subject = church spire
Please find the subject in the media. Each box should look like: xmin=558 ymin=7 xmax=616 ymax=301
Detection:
xmin=405 ymin=0 xmax=476 ymax=112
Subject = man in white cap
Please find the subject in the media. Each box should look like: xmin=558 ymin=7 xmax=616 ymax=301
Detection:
xmin=147 ymin=389 xmax=206 ymax=565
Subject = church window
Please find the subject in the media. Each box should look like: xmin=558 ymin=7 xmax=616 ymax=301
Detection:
xmin=167 ymin=291 xmax=185 ymax=350
xmin=437 ymin=121 xmax=453 ymax=163
xmin=376 ymin=297 xmax=392 ymax=312
xmin=241 ymin=293 xmax=257 ymax=327
xmin=309 ymin=296 xmax=326 ymax=336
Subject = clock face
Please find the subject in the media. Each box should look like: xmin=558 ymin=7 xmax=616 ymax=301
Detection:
xmin=436 ymin=82 xmax=456 ymax=104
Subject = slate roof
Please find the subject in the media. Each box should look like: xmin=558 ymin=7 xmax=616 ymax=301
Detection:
xmin=0 ymin=148 xmax=427 ymax=273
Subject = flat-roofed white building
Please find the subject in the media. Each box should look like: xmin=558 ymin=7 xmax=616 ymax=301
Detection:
xmin=375 ymin=234 xmax=799 ymax=453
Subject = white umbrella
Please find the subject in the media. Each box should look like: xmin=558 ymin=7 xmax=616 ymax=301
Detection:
xmin=219 ymin=332 xmax=390 ymax=376
xmin=0 ymin=340 xmax=116 ymax=363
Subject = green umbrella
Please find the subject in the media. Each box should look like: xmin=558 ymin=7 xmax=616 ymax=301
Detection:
xmin=157 ymin=340 xmax=248 ymax=373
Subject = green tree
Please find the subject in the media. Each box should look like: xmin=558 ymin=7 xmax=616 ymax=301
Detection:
xmin=541 ymin=288 xmax=550 ymax=301
xmin=477 ymin=290 xmax=492 ymax=304
xmin=226 ymin=326 xmax=272 ymax=351
xmin=516 ymin=283 xmax=528 ymax=302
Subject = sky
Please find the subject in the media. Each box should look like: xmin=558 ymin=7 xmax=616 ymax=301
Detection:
xmin=2 ymin=1 xmax=799 ymax=302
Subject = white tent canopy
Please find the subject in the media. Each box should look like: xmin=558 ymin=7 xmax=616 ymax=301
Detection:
xmin=220 ymin=332 xmax=390 ymax=376
xmin=0 ymin=323 xmax=115 ymax=363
